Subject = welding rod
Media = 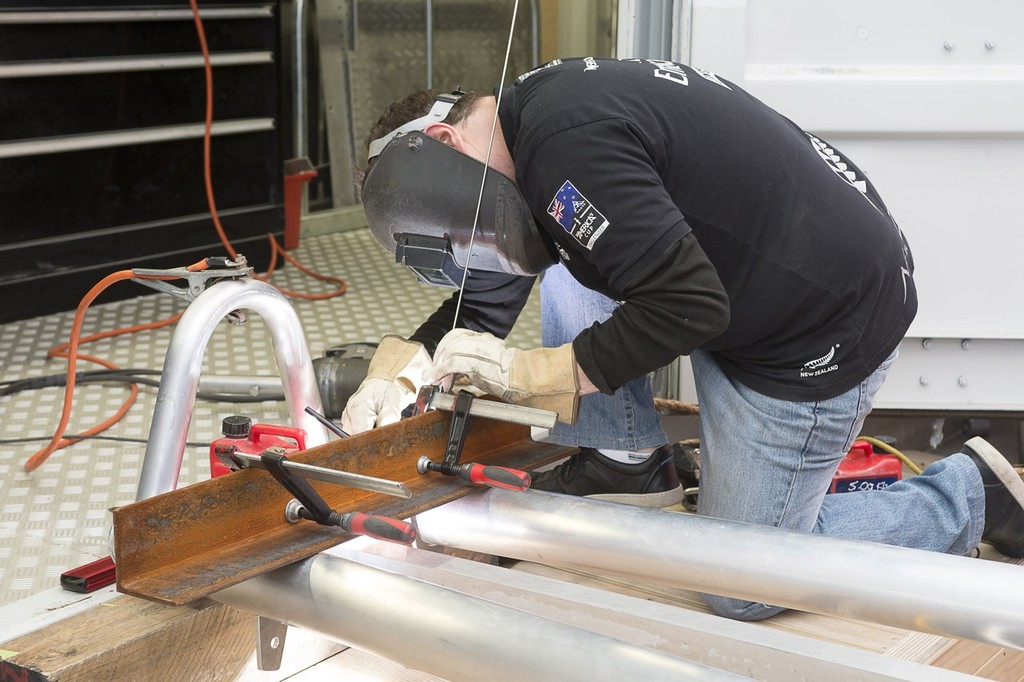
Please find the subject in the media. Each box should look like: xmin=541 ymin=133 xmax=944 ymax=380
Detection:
xmin=304 ymin=405 xmax=349 ymax=438
xmin=229 ymin=451 xmax=411 ymax=499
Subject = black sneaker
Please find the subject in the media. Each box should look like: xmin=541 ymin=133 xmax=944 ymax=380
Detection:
xmin=962 ymin=437 xmax=1024 ymax=557
xmin=669 ymin=440 xmax=701 ymax=511
xmin=529 ymin=446 xmax=684 ymax=508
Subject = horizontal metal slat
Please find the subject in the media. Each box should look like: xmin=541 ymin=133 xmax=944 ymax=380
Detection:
xmin=0 ymin=7 xmax=274 ymax=24
xmin=0 ymin=118 xmax=275 ymax=159
xmin=0 ymin=51 xmax=273 ymax=78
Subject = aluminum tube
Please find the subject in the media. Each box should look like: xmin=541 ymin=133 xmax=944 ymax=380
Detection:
xmin=214 ymin=553 xmax=740 ymax=681
xmin=136 ymin=279 xmax=327 ymax=501
xmin=414 ymin=489 xmax=1024 ymax=650
xmin=425 ymin=0 xmax=433 ymax=89
xmin=197 ymin=374 xmax=284 ymax=399
xmin=0 ymin=119 xmax=274 ymax=160
xmin=529 ymin=0 xmax=539 ymax=66
xmin=293 ymin=0 xmax=308 ymax=161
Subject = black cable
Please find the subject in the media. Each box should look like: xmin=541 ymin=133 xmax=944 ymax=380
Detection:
xmin=0 ymin=368 xmax=282 ymax=403
xmin=0 ymin=369 xmax=160 ymax=394
xmin=0 ymin=369 xmax=159 ymax=395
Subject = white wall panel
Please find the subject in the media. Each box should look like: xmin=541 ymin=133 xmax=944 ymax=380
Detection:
xmin=676 ymin=0 xmax=1024 ymax=409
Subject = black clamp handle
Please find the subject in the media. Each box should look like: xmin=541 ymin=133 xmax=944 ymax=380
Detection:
xmin=417 ymin=390 xmax=531 ymax=491
xmin=262 ymin=448 xmax=415 ymax=544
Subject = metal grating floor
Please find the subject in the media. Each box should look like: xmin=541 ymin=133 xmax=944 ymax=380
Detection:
xmin=0 ymin=227 xmax=542 ymax=605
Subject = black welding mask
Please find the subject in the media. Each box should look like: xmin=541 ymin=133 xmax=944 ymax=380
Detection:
xmin=362 ymin=132 xmax=555 ymax=288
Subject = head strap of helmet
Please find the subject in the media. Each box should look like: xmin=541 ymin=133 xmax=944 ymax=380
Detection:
xmin=366 ymin=88 xmax=465 ymax=161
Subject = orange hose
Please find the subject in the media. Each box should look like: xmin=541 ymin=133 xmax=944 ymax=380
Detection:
xmin=189 ymin=0 xmax=346 ymax=299
xmin=24 ymin=5 xmax=347 ymax=471
xmin=23 ymin=262 xmax=207 ymax=472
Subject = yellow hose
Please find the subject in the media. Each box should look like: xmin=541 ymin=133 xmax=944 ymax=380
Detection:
xmin=857 ymin=435 xmax=923 ymax=476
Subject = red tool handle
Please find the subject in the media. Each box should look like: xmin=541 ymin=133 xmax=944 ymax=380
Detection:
xmin=343 ymin=512 xmax=416 ymax=545
xmin=462 ymin=463 xmax=531 ymax=491
xmin=250 ymin=422 xmax=307 ymax=449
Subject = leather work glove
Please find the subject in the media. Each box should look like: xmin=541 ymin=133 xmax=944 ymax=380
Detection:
xmin=425 ymin=329 xmax=580 ymax=425
xmin=341 ymin=335 xmax=432 ymax=434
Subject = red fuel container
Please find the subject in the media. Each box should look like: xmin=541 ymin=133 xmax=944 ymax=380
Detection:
xmin=210 ymin=415 xmax=307 ymax=478
xmin=829 ymin=439 xmax=902 ymax=494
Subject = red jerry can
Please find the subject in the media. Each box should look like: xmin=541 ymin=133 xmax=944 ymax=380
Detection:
xmin=830 ymin=439 xmax=902 ymax=494
xmin=209 ymin=415 xmax=307 ymax=478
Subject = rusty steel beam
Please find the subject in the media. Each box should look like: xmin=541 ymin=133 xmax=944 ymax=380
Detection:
xmin=113 ymin=410 xmax=572 ymax=605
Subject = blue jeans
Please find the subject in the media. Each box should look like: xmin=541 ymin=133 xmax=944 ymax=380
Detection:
xmin=541 ymin=264 xmax=986 ymax=621
xmin=541 ymin=264 xmax=667 ymax=450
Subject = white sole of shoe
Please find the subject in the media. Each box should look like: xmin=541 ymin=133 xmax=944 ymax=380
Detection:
xmin=587 ymin=484 xmax=685 ymax=509
xmin=965 ymin=436 xmax=1024 ymax=510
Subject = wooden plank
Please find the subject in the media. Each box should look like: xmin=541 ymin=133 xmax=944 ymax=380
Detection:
xmin=932 ymin=638 xmax=1024 ymax=681
xmin=885 ymin=632 xmax=956 ymax=665
xmin=0 ymin=595 xmax=343 ymax=682
xmin=113 ymin=410 xmax=573 ymax=605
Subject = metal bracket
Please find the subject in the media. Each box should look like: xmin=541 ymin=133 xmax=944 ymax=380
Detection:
xmin=408 ymin=383 xmax=558 ymax=429
xmin=262 ymin=448 xmax=336 ymax=525
xmin=416 ymin=390 xmax=532 ymax=491
xmin=258 ymin=447 xmax=416 ymax=545
xmin=256 ymin=615 xmax=288 ymax=671
xmin=442 ymin=389 xmax=474 ymax=467
xmin=132 ymin=255 xmax=254 ymax=303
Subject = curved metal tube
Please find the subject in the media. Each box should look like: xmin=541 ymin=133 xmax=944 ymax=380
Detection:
xmin=135 ymin=278 xmax=328 ymax=501
xmin=414 ymin=489 xmax=1024 ymax=650
xmin=215 ymin=552 xmax=739 ymax=681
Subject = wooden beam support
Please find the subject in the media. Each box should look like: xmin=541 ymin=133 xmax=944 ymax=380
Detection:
xmin=0 ymin=595 xmax=343 ymax=682
xmin=113 ymin=410 xmax=572 ymax=605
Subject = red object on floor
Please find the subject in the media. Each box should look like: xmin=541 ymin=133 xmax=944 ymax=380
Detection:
xmin=210 ymin=417 xmax=307 ymax=478
xmin=60 ymin=555 xmax=116 ymax=593
xmin=283 ymin=158 xmax=318 ymax=250
xmin=830 ymin=439 xmax=903 ymax=493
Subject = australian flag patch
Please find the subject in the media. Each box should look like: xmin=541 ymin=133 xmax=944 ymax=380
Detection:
xmin=546 ymin=180 xmax=609 ymax=250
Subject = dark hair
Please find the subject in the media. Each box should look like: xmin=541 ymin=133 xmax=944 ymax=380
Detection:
xmin=355 ymin=89 xmax=483 ymax=195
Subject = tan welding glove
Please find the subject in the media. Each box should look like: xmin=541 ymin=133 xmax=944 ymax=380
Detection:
xmin=425 ymin=329 xmax=580 ymax=425
xmin=341 ymin=335 xmax=432 ymax=434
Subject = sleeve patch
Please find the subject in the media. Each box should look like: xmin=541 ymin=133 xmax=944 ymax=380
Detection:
xmin=546 ymin=180 xmax=609 ymax=250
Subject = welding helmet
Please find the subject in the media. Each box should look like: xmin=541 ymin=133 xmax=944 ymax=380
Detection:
xmin=361 ymin=97 xmax=555 ymax=287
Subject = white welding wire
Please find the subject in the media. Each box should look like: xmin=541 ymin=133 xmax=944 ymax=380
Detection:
xmin=451 ymin=0 xmax=521 ymax=329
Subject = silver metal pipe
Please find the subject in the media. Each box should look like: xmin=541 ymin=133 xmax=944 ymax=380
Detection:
xmin=136 ymin=278 xmax=328 ymax=501
xmin=293 ymin=0 xmax=308 ymax=161
xmin=414 ymin=489 xmax=1024 ymax=650
xmin=425 ymin=0 xmax=433 ymax=89
xmin=214 ymin=552 xmax=740 ymax=681
xmin=529 ymin=0 xmax=539 ymax=66
xmin=0 ymin=119 xmax=274 ymax=160
xmin=197 ymin=374 xmax=284 ymax=399
xmin=0 ymin=8 xmax=273 ymax=24
xmin=0 ymin=52 xmax=272 ymax=79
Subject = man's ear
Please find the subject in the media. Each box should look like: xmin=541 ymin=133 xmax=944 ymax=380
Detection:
xmin=423 ymin=122 xmax=461 ymax=148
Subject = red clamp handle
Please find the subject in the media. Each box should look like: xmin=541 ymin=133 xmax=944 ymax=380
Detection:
xmin=343 ymin=512 xmax=416 ymax=545
xmin=462 ymin=463 xmax=531 ymax=491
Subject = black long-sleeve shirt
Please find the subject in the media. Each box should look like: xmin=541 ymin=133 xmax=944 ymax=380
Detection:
xmin=415 ymin=57 xmax=916 ymax=402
